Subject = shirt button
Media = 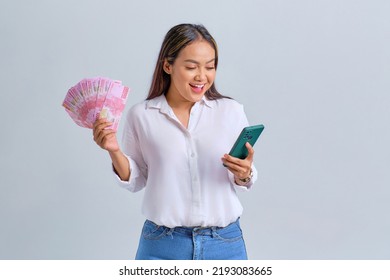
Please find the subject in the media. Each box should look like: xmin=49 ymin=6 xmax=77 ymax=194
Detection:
xmin=191 ymin=153 xmax=195 ymax=157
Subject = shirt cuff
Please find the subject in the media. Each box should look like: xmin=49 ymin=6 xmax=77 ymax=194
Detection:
xmin=112 ymin=154 xmax=142 ymax=192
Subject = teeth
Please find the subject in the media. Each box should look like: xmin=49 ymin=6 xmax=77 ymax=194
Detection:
xmin=192 ymin=84 xmax=204 ymax=88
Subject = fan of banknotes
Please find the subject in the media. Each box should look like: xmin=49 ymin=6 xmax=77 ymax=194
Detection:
xmin=62 ymin=77 xmax=130 ymax=131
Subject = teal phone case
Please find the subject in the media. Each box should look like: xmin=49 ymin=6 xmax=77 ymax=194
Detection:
xmin=228 ymin=124 xmax=264 ymax=159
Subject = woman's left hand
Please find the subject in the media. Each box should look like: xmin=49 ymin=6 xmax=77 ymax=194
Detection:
xmin=221 ymin=142 xmax=254 ymax=182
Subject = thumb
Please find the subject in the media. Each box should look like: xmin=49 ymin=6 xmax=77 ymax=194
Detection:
xmin=245 ymin=142 xmax=255 ymax=161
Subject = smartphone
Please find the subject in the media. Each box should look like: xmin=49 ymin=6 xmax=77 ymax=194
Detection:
xmin=228 ymin=124 xmax=264 ymax=159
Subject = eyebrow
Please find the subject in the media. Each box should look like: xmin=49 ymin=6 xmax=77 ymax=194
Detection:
xmin=184 ymin=58 xmax=216 ymax=64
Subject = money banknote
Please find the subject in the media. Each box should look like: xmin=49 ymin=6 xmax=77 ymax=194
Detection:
xmin=62 ymin=77 xmax=130 ymax=131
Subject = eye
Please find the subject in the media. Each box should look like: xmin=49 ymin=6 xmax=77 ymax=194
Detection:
xmin=206 ymin=66 xmax=215 ymax=70
xmin=185 ymin=66 xmax=196 ymax=70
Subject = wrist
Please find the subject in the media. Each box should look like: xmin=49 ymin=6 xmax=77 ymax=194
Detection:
xmin=109 ymin=150 xmax=130 ymax=181
xmin=109 ymin=149 xmax=123 ymax=159
xmin=235 ymin=168 xmax=253 ymax=186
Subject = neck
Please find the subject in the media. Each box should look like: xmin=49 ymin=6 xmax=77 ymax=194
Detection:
xmin=165 ymin=92 xmax=194 ymax=129
xmin=166 ymin=93 xmax=195 ymax=112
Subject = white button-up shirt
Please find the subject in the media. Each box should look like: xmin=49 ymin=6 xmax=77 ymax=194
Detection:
xmin=115 ymin=94 xmax=258 ymax=228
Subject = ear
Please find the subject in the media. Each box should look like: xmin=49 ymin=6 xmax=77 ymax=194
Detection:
xmin=163 ymin=59 xmax=172 ymax=74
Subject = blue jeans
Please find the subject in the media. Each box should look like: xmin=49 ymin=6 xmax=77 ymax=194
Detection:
xmin=135 ymin=219 xmax=248 ymax=260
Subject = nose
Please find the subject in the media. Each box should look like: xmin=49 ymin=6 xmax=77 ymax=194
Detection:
xmin=195 ymin=68 xmax=206 ymax=81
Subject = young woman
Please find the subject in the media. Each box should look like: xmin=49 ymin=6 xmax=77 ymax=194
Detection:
xmin=93 ymin=23 xmax=258 ymax=260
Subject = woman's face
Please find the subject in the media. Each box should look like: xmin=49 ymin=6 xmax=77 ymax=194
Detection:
xmin=164 ymin=40 xmax=216 ymax=106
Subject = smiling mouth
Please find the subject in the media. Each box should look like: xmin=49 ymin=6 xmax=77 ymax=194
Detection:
xmin=190 ymin=84 xmax=205 ymax=92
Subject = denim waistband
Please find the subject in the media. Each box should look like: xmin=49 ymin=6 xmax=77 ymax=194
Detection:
xmin=145 ymin=218 xmax=240 ymax=237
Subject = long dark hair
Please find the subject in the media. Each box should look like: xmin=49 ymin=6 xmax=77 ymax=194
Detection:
xmin=146 ymin=23 xmax=230 ymax=100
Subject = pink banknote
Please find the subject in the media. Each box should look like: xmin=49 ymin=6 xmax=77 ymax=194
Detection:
xmin=62 ymin=77 xmax=130 ymax=131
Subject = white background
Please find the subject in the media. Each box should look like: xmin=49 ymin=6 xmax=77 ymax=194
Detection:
xmin=0 ymin=0 xmax=389 ymax=259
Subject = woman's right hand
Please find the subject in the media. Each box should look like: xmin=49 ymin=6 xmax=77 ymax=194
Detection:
xmin=92 ymin=118 xmax=120 ymax=152
xmin=93 ymin=117 xmax=130 ymax=181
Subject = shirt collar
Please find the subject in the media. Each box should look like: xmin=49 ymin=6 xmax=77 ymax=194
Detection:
xmin=146 ymin=94 xmax=214 ymax=111
xmin=201 ymin=96 xmax=214 ymax=108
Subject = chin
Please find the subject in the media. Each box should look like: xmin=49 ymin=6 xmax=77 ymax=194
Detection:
xmin=190 ymin=93 xmax=205 ymax=102
xmin=189 ymin=89 xmax=207 ymax=100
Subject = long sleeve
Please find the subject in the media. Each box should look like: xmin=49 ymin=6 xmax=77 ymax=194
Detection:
xmin=113 ymin=106 xmax=148 ymax=192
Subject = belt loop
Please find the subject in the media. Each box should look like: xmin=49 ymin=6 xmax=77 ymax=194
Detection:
xmin=167 ymin=227 xmax=174 ymax=239
xmin=211 ymin=226 xmax=217 ymax=238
